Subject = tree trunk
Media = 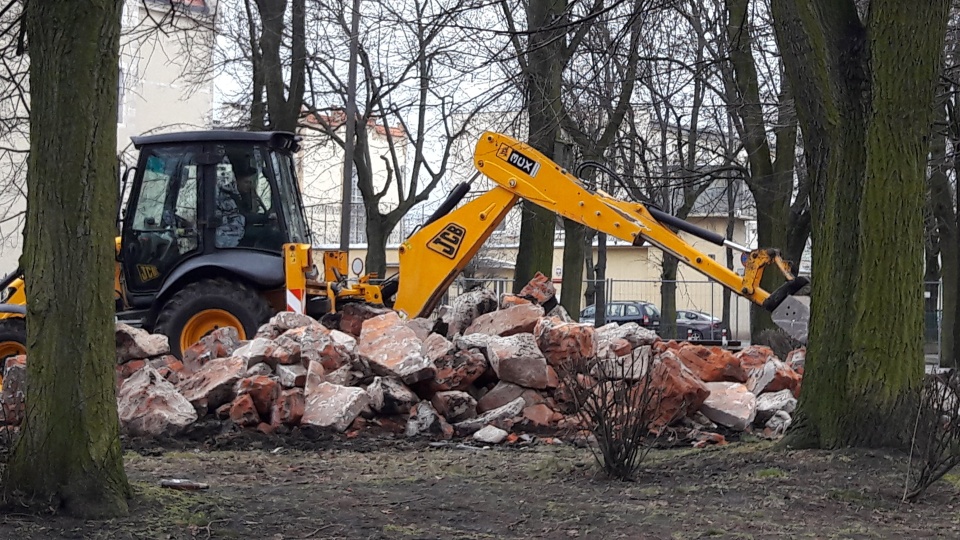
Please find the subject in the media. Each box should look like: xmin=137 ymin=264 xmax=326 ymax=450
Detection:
xmin=561 ymin=219 xmax=584 ymax=318
xmin=660 ymin=255 xmax=679 ymax=340
xmin=594 ymin=232 xmax=607 ymax=326
xmin=5 ymin=0 xmax=131 ymax=517
xmin=515 ymin=0 xmax=565 ymax=293
xmin=773 ymin=0 xmax=949 ymax=448
xmin=364 ymin=209 xmax=397 ymax=281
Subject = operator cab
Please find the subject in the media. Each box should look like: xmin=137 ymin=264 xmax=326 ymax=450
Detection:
xmin=118 ymin=131 xmax=311 ymax=302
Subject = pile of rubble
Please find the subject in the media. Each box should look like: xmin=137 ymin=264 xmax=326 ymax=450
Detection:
xmin=0 ymin=274 xmax=805 ymax=446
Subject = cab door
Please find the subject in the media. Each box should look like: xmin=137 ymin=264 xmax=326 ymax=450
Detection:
xmin=120 ymin=144 xmax=203 ymax=297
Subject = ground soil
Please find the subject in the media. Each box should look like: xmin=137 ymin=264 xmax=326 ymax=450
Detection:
xmin=0 ymin=427 xmax=958 ymax=539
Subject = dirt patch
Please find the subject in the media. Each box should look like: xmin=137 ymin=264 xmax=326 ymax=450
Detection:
xmin=1 ymin=439 xmax=959 ymax=539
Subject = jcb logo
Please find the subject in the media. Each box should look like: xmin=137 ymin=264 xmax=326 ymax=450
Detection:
xmin=428 ymin=224 xmax=466 ymax=259
xmin=496 ymin=145 xmax=541 ymax=177
xmin=137 ymin=264 xmax=160 ymax=282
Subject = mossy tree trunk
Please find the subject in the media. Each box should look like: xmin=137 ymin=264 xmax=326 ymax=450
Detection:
xmin=772 ymin=0 xmax=949 ymax=448
xmin=4 ymin=0 xmax=131 ymax=517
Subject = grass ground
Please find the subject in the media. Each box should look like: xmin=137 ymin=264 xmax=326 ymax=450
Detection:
xmin=0 ymin=428 xmax=958 ymax=539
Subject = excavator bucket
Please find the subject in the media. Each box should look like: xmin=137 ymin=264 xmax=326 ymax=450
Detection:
xmin=771 ymin=295 xmax=810 ymax=344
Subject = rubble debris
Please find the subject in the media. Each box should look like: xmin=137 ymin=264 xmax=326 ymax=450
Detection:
xmin=405 ymin=402 xmax=454 ymax=439
xmin=366 ymin=376 xmax=419 ymax=415
xmin=276 ymin=363 xmax=307 ymax=388
xmin=176 ymin=356 xmax=247 ymax=415
xmin=473 ymin=425 xmax=509 ymax=444
xmin=339 ymin=303 xmax=394 ymax=337
xmin=116 ymin=323 xmax=170 ymax=363
xmin=518 ymin=272 xmax=556 ymax=305
xmin=700 ymin=382 xmax=757 ymax=431
xmin=359 ymin=312 xmax=435 ymax=384
xmin=455 ymin=396 xmax=526 ymax=435
xmin=533 ymin=318 xmax=597 ymax=368
xmin=464 ymin=303 xmax=545 ymax=337
xmin=229 ymin=394 xmax=261 ymax=427
xmin=755 ymin=389 xmax=798 ymax=423
xmin=301 ymin=382 xmax=370 ymax=432
xmin=477 ymin=381 xmax=544 ymax=413
xmin=0 ymin=354 xmax=27 ymax=426
xmin=9 ymin=271 xmax=811 ymax=447
xmin=486 ymin=334 xmax=555 ymax=389
xmin=235 ymin=375 xmax=280 ymax=419
xmin=676 ymin=345 xmax=746 ymax=383
xmin=181 ymin=327 xmax=241 ymax=374
xmin=117 ymin=367 xmax=197 ymax=436
xmin=431 ymin=391 xmax=477 ymax=423
xmin=442 ymin=288 xmax=499 ymax=337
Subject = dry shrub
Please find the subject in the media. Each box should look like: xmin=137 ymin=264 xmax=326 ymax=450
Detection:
xmin=905 ymin=369 xmax=960 ymax=501
xmin=559 ymin=353 xmax=664 ymax=480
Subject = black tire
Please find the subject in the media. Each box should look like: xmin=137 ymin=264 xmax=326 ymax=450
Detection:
xmin=0 ymin=317 xmax=26 ymax=361
xmin=154 ymin=277 xmax=273 ymax=359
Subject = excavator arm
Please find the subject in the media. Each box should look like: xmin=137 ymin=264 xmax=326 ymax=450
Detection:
xmin=389 ymin=131 xmax=810 ymax=343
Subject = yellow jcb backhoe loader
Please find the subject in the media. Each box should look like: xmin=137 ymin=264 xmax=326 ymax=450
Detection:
xmin=0 ymin=130 xmax=809 ymax=369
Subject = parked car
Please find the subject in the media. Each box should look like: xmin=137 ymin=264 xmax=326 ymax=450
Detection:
xmin=676 ymin=309 xmax=728 ymax=340
xmin=579 ymin=301 xmax=661 ymax=330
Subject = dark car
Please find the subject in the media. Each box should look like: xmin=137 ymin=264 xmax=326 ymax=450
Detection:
xmin=676 ymin=309 xmax=728 ymax=340
xmin=579 ymin=301 xmax=661 ymax=330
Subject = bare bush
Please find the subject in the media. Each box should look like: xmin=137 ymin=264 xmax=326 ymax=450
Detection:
xmin=559 ymin=354 xmax=664 ymax=481
xmin=904 ymin=369 xmax=960 ymax=501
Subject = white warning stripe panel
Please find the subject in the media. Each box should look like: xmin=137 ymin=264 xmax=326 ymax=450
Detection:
xmin=286 ymin=289 xmax=304 ymax=314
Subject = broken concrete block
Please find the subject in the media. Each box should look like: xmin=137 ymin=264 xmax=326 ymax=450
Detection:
xmin=534 ymin=317 xmax=597 ymax=369
xmin=339 ymin=303 xmax=394 ymax=337
xmin=324 ymin=364 xmax=360 ymax=387
xmin=641 ymin=351 xmax=710 ymax=430
xmin=431 ymin=391 xmax=477 ymax=423
xmin=229 ymin=394 xmax=261 ymax=427
xmin=359 ymin=312 xmax=434 ymax=384
xmin=763 ymin=410 xmax=792 ymax=438
xmin=700 ymin=382 xmax=757 ymax=431
xmin=301 ymin=327 xmax=352 ymax=372
xmin=764 ymin=359 xmax=803 ymax=398
xmin=116 ymin=323 xmax=170 ymax=363
xmin=277 ymin=363 xmax=307 ymax=388
xmin=404 ymin=402 xmax=453 ymax=439
xmin=366 ymin=376 xmax=419 ymax=415
xmin=272 ymin=388 xmax=305 ymax=425
xmin=246 ymin=362 xmax=273 ymax=377
xmin=522 ymin=403 xmax=555 ymax=426
xmin=785 ymin=347 xmax=805 ymax=375
xmin=235 ymin=375 xmax=280 ymax=419
xmin=301 ymin=382 xmax=370 ymax=432
xmin=596 ymin=322 xmax=658 ymax=350
xmin=176 ymin=356 xmax=247 ymax=415
xmin=745 ymin=360 xmax=777 ymax=395
xmin=518 ymin=272 xmax=556 ymax=304
xmin=233 ymin=338 xmax=277 ymax=369
xmin=442 ymin=288 xmax=499 ymax=337
xmin=404 ymin=318 xmax=435 ymax=342
xmin=476 ymin=381 xmax=544 ymax=413
xmin=304 ymin=360 xmax=326 ymax=398
xmin=464 ymin=303 xmax=545 ymax=337
xmin=454 ymin=396 xmax=525 ymax=434
xmin=676 ymin=344 xmax=747 ymax=383
xmin=592 ymin=346 xmax=652 ymax=381
xmin=485 ymin=334 xmax=554 ymax=389
xmin=181 ymin=327 xmax=242 ymax=374
xmin=473 ymin=425 xmax=509 ymax=444
xmin=428 ymin=347 xmax=488 ymax=393
xmin=117 ymin=367 xmax=197 ymax=436
xmin=755 ymin=389 xmax=798 ymax=423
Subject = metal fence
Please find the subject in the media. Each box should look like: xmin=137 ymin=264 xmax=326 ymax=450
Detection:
xmin=442 ymin=278 xmax=948 ymax=353
xmin=447 ymin=277 xmax=755 ymax=341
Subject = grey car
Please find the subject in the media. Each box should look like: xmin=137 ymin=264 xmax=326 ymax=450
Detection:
xmin=579 ymin=301 xmax=661 ymax=330
xmin=676 ymin=310 xmax=728 ymax=340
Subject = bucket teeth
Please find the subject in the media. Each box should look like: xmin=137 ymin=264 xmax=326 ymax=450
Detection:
xmin=772 ymin=295 xmax=809 ymax=344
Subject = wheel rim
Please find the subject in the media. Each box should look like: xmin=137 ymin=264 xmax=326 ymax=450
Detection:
xmin=180 ymin=309 xmax=245 ymax=353
xmin=0 ymin=340 xmax=25 ymax=361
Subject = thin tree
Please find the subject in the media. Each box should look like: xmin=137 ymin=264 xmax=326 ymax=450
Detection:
xmin=3 ymin=0 xmax=131 ymax=516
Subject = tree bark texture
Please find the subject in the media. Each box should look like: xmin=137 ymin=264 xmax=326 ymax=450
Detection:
xmin=254 ymin=0 xmax=305 ymax=132
xmin=5 ymin=0 xmax=131 ymax=516
xmin=514 ymin=0 xmax=566 ymax=293
xmin=772 ymin=0 xmax=949 ymax=448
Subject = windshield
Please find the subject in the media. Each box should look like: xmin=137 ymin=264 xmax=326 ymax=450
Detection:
xmin=271 ymin=150 xmax=311 ymax=245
